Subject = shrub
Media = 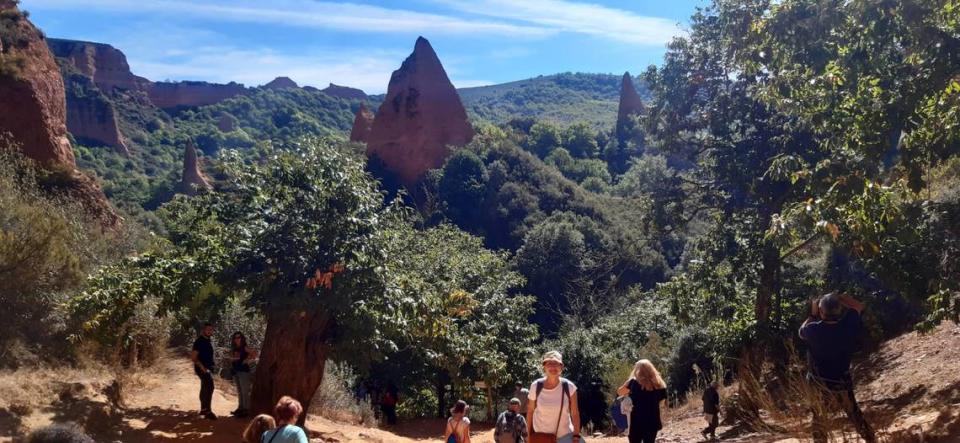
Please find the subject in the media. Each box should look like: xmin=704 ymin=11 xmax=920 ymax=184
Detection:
xmin=310 ymin=360 xmax=377 ymax=426
xmin=27 ymin=423 xmax=94 ymax=443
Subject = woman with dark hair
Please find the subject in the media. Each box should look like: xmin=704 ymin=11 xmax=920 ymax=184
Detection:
xmin=230 ymin=331 xmax=258 ymax=418
xmin=444 ymin=400 xmax=472 ymax=443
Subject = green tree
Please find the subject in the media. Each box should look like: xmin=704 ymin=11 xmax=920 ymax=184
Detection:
xmin=562 ymin=122 xmax=600 ymax=158
xmin=526 ymin=121 xmax=563 ymax=158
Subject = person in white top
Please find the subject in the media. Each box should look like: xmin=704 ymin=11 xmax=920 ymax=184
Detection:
xmin=526 ymin=350 xmax=582 ymax=443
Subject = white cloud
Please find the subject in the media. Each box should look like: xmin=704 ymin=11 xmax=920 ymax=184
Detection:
xmin=26 ymin=0 xmax=554 ymax=37
xmin=434 ymin=0 xmax=683 ymax=45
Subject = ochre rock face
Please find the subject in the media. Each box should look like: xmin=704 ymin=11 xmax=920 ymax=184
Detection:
xmin=349 ymin=104 xmax=374 ymax=143
xmin=148 ymin=81 xmax=247 ymax=109
xmin=616 ymin=71 xmax=644 ymax=138
xmin=60 ymin=72 xmax=129 ymax=154
xmin=262 ymin=76 xmax=299 ymax=90
xmin=322 ymin=83 xmax=368 ymax=100
xmin=47 ymin=38 xmax=150 ymax=93
xmin=366 ymin=37 xmax=473 ymax=187
xmin=0 ymin=6 xmax=119 ymax=226
xmin=177 ymin=140 xmax=211 ymax=195
xmin=0 ymin=7 xmax=74 ymax=167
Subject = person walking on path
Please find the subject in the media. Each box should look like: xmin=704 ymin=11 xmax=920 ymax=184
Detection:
xmin=616 ymin=359 xmax=667 ymax=443
xmin=190 ymin=322 xmax=217 ymax=420
xmin=230 ymin=331 xmax=258 ymax=418
xmin=514 ymin=382 xmax=530 ymax=419
xmin=242 ymin=414 xmax=276 ymax=443
xmin=799 ymin=292 xmax=877 ymax=443
xmin=701 ymin=381 xmax=720 ymax=440
xmin=260 ymin=396 xmax=309 ymax=443
xmin=495 ymin=397 xmax=529 ymax=443
xmin=527 ymin=350 xmax=582 ymax=443
xmin=445 ymin=400 xmax=472 ymax=443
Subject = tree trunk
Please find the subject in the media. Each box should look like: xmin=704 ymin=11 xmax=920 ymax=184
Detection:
xmin=251 ymin=304 xmax=330 ymax=427
xmin=756 ymin=236 xmax=781 ymax=340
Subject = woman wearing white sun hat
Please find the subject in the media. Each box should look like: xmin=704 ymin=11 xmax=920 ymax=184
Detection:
xmin=526 ymin=350 xmax=584 ymax=443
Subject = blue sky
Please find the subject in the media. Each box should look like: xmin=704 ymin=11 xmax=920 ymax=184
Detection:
xmin=25 ymin=0 xmax=706 ymax=93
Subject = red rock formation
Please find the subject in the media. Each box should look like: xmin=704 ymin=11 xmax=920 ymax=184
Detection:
xmin=321 ymin=83 xmax=368 ymax=100
xmin=349 ymin=104 xmax=374 ymax=143
xmin=0 ymin=7 xmax=73 ymax=166
xmin=0 ymin=4 xmax=119 ymax=226
xmin=262 ymin=76 xmax=298 ymax=89
xmin=62 ymin=73 xmax=129 ymax=154
xmin=47 ymin=38 xmax=150 ymax=93
xmin=616 ymin=71 xmax=644 ymax=139
xmin=177 ymin=140 xmax=211 ymax=195
xmin=148 ymin=81 xmax=247 ymax=109
xmin=366 ymin=37 xmax=474 ymax=187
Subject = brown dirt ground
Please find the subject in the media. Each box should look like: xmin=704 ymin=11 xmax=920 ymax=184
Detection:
xmin=1 ymin=322 xmax=958 ymax=443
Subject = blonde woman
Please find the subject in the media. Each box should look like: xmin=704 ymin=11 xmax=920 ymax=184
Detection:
xmin=616 ymin=360 xmax=667 ymax=443
xmin=526 ymin=351 xmax=582 ymax=443
xmin=241 ymin=414 xmax=276 ymax=443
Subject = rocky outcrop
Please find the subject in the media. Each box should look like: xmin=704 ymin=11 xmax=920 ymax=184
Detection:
xmin=148 ymin=81 xmax=247 ymax=110
xmin=262 ymin=76 xmax=298 ymax=90
xmin=616 ymin=71 xmax=644 ymax=139
xmin=63 ymin=73 xmax=129 ymax=154
xmin=47 ymin=38 xmax=150 ymax=93
xmin=176 ymin=140 xmax=211 ymax=195
xmin=366 ymin=37 xmax=473 ymax=187
xmin=0 ymin=4 xmax=119 ymax=225
xmin=321 ymin=83 xmax=367 ymax=100
xmin=349 ymin=104 xmax=374 ymax=143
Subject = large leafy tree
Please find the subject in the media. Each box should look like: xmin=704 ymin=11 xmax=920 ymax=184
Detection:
xmin=76 ymin=139 xmax=406 ymax=421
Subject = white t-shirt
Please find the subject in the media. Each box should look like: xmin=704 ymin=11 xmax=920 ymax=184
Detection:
xmin=528 ymin=377 xmax=578 ymax=437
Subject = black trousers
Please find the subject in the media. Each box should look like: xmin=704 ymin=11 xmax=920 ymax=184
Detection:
xmin=703 ymin=413 xmax=719 ymax=436
xmin=628 ymin=429 xmax=658 ymax=443
xmin=197 ymin=371 xmax=214 ymax=412
xmin=810 ymin=380 xmax=875 ymax=443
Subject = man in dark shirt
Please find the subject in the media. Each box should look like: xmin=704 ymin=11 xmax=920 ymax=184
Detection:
xmin=799 ymin=292 xmax=875 ymax=443
xmin=191 ymin=322 xmax=217 ymax=420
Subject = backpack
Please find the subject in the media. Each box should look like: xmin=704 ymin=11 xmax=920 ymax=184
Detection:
xmin=496 ymin=412 xmax=520 ymax=443
xmin=610 ymin=396 xmax=629 ymax=431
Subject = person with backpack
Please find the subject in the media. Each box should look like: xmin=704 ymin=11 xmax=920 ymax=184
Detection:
xmin=259 ymin=396 xmax=308 ymax=443
xmin=495 ymin=397 xmax=529 ymax=443
xmin=616 ymin=359 xmax=667 ymax=443
xmin=526 ymin=350 xmax=582 ymax=443
xmin=444 ymin=400 xmax=472 ymax=443
xmin=701 ymin=381 xmax=720 ymax=440
xmin=799 ymin=292 xmax=876 ymax=443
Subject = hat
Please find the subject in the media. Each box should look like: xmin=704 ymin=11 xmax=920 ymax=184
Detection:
xmin=542 ymin=350 xmax=563 ymax=365
xmin=509 ymin=397 xmax=521 ymax=405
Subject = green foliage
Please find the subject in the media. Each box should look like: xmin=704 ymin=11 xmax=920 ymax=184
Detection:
xmin=460 ymin=73 xmax=646 ymax=128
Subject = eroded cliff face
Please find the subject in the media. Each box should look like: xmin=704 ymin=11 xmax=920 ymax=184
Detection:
xmin=62 ymin=73 xmax=129 ymax=154
xmin=0 ymin=5 xmax=73 ymax=166
xmin=148 ymin=81 xmax=248 ymax=110
xmin=616 ymin=71 xmax=644 ymax=139
xmin=349 ymin=104 xmax=374 ymax=143
xmin=322 ymin=83 xmax=368 ymax=101
xmin=47 ymin=38 xmax=150 ymax=93
xmin=366 ymin=37 xmax=473 ymax=188
xmin=0 ymin=4 xmax=119 ymax=226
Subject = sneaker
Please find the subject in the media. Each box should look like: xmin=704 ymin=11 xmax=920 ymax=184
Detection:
xmin=203 ymin=411 xmax=218 ymax=420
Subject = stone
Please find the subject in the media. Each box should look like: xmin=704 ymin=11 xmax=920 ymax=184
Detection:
xmin=63 ymin=74 xmax=129 ymax=154
xmin=46 ymin=38 xmax=150 ymax=93
xmin=349 ymin=104 xmax=374 ymax=143
xmin=366 ymin=37 xmax=473 ymax=187
xmin=262 ymin=76 xmax=298 ymax=90
xmin=148 ymin=81 xmax=247 ymax=110
xmin=616 ymin=71 xmax=644 ymax=140
xmin=177 ymin=140 xmax=211 ymax=195
xmin=321 ymin=83 xmax=368 ymax=100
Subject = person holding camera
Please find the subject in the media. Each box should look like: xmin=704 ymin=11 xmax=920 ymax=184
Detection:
xmin=799 ymin=292 xmax=876 ymax=443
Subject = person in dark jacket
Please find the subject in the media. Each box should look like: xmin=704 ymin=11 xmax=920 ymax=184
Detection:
xmin=701 ymin=381 xmax=720 ymax=440
xmin=799 ymin=292 xmax=876 ymax=443
xmin=191 ymin=322 xmax=217 ymax=420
